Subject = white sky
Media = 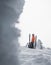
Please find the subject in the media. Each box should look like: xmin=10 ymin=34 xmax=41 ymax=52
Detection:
xmin=15 ymin=0 xmax=51 ymax=48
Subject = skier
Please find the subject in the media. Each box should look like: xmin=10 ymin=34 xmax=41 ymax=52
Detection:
xmin=35 ymin=35 xmax=37 ymax=49
xmin=31 ymin=34 xmax=35 ymax=48
xmin=28 ymin=34 xmax=31 ymax=48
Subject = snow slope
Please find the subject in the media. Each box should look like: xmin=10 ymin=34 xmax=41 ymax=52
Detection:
xmin=19 ymin=46 xmax=51 ymax=65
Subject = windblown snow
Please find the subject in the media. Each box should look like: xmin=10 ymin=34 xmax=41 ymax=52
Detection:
xmin=0 ymin=0 xmax=24 ymax=65
xmin=19 ymin=46 xmax=51 ymax=65
xmin=0 ymin=0 xmax=51 ymax=65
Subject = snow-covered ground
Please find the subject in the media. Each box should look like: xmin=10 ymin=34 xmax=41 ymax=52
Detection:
xmin=19 ymin=46 xmax=51 ymax=65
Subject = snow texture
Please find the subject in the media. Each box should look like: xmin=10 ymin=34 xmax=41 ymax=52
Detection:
xmin=19 ymin=46 xmax=51 ymax=65
xmin=36 ymin=39 xmax=43 ymax=49
xmin=0 ymin=0 xmax=24 ymax=65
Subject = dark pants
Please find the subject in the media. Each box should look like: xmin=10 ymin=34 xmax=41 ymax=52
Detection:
xmin=35 ymin=41 xmax=36 ymax=49
xmin=30 ymin=42 xmax=33 ymax=48
xmin=28 ymin=42 xmax=34 ymax=48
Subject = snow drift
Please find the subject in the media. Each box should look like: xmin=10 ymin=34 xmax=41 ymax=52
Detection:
xmin=19 ymin=46 xmax=51 ymax=65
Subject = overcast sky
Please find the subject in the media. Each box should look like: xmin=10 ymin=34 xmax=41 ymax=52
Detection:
xmin=15 ymin=0 xmax=51 ymax=48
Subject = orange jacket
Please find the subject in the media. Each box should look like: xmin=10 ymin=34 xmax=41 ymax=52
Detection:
xmin=31 ymin=36 xmax=35 ymax=43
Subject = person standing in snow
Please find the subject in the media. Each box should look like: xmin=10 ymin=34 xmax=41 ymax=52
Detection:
xmin=35 ymin=35 xmax=37 ymax=49
xmin=29 ymin=34 xmax=31 ymax=43
xmin=31 ymin=34 xmax=35 ymax=48
xmin=28 ymin=34 xmax=31 ymax=48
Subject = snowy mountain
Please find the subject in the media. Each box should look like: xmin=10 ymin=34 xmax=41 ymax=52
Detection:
xmin=19 ymin=46 xmax=51 ymax=65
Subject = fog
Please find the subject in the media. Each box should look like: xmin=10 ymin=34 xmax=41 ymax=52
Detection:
xmin=0 ymin=0 xmax=24 ymax=65
xmin=18 ymin=0 xmax=51 ymax=48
